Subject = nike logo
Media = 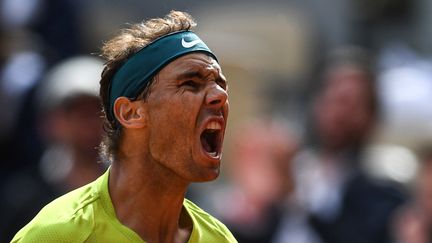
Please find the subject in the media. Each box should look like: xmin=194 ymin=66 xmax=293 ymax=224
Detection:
xmin=181 ymin=38 xmax=203 ymax=48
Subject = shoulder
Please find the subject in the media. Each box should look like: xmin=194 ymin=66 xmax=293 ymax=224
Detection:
xmin=12 ymin=182 xmax=100 ymax=243
xmin=184 ymin=199 xmax=225 ymax=228
xmin=343 ymin=173 xmax=407 ymax=221
xmin=348 ymin=173 xmax=406 ymax=202
xmin=184 ymin=199 xmax=237 ymax=242
xmin=11 ymin=218 xmax=91 ymax=243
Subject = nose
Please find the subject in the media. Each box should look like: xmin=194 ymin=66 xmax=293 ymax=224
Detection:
xmin=205 ymin=82 xmax=228 ymax=108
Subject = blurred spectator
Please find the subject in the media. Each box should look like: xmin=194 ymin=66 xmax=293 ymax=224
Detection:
xmin=0 ymin=31 xmax=47 ymax=175
xmin=0 ymin=56 xmax=106 ymax=242
xmin=210 ymin=118 xmax=298 ymax=243
xmin=0 ymin=0 xmax=82 ymax=178
xmin=35 ymin=56 xmax=106 ymax=191
xmin=291 ymin=46 xmax=406 ymax=243
xmin=392 ymin=148 xmax=432 ymax=243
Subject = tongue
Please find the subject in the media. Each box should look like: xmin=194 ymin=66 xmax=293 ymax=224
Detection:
xmin=201 ymin=136 xmax=212 ymax=152
xmin=201 ymin=133 xmax=213 ymax=152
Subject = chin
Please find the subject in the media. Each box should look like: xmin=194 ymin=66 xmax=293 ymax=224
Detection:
xmin=192 ymin=168 xmax=220 ymax=183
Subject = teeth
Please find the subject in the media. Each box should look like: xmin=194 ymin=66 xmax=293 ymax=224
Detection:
xmin=206 ymin=121 xmax=221 ymax=130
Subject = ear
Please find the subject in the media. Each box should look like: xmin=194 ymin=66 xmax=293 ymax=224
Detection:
xmin=113 ymin=97 xmax=147 ymax=129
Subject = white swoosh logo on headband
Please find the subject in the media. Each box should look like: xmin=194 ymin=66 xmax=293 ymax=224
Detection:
xmin=181 ymin=38 xmax=203 ymax=48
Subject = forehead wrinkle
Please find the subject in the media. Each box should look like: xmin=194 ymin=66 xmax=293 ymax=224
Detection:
xmin=203 ymin=60 xmax=223 ymax=80
xmin=167 ymin=54 xmax=223 ymax=83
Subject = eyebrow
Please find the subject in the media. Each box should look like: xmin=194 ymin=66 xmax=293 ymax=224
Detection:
xmin=177 ymin=71 xmax=204 ymax=80
xmin=177 ymin=69 xmax=227 ymax=86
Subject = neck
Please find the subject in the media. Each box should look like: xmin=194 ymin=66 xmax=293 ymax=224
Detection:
xmin=108 ymin=157 xmax=192 ymax=243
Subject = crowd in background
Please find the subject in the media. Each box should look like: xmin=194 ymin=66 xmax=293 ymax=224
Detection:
xmin=1 ymin=0 xmax=432 ymax=242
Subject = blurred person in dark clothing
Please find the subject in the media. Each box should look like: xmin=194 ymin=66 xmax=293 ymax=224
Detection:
xmin=392 ymin=149 xmax=432 ymax=243
xmin=0 ymin=56 xmax=105 ymax=242
xmin=292 ymin=47 xmax=405 ymax=243
xmin=0 ymin=0 xmax=82 ymax=179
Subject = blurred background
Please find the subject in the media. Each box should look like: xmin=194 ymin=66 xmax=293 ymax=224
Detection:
xmin=2 ymin=0 xmax=432 ymax=242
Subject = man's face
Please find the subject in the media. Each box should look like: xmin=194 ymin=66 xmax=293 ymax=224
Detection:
xmin=144 ymin=53 xmax=229 ymax=182
xmin=315 ymin=66 xmax=374 ymax=149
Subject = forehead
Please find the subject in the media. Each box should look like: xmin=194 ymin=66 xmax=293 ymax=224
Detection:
xmin=324 ymin=67 xmax=370 ymax=93
xmin=158 ymin=53 xmax=221 ymax=77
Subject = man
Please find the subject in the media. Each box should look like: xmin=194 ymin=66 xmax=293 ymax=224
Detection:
xmin=291 ymin=46 xmax=405 ymax=243
xmin=12 ymin=11 xmax=236 ymax=243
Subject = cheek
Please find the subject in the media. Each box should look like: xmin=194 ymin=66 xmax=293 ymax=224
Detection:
xmin=147 ymin=95 xmax=199 ymax=159
xmin=150 ymin=96 xmax=195 ymax=131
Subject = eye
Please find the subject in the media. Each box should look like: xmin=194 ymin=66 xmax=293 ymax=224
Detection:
xmin=217 ymin=79 xmax=227 ymax=90
xmin=182 ymin=80 xmax=200 ymax=89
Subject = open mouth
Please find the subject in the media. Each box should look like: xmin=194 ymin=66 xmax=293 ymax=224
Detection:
xmin=200 ymin=121 xmax=222 ymax=157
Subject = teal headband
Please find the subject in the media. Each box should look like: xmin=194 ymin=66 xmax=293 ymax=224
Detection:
xmin=108 ymin=31 xmax=217 ymax=119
